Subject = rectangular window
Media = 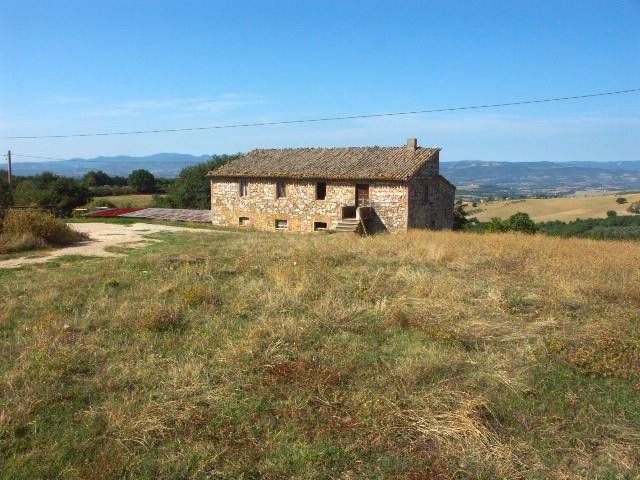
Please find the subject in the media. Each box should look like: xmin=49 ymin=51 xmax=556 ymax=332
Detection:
xmin=276 ymin=180 xmax=286 ymax=198
xmin=316 ymin=182 xmax=326 ymax=200
xmin=239 ymin=179 xmax=248 ymax=197
xmin=313 ymin=221 xmax=328 ymax=231
xmin=239 ymin=216 xmax=250 ymax=226
xmin=275 ymin=219 xmax=288 ymax=230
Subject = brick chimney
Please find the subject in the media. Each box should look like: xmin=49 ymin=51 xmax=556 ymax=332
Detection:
xmin=406 ymin=138 xmax=417 ymax=150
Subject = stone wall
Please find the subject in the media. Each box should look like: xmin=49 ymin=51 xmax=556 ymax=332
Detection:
xmin=368 ymin=183 xmax=408 ymax=232
xmin=407 ymin=151 xmax=455 ymax=230
xmin=210 ymin=178 xmax=409 ymax=233
xmin=435 ymin=177 xmax=455 ymax=229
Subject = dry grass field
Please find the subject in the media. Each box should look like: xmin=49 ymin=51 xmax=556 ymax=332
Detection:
xmin=473 ymin=192 xmax=640 ymax=222
xmin=101 ymin=194 xmax=157 ymax=208
xmin=1 ymin=228 xmax=639 ymax=478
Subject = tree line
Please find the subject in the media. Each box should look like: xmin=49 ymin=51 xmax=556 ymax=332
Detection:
xmin=0 ymin=154 xmax=237 ymax=218
xmin=454 ymin=200 xmax=640 ymax=240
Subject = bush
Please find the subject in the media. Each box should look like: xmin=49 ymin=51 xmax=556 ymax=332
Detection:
xmin=2 ymin=210 xmax=88 ymax=245
xmin=627 ymin=201 xmax=640 ymax=214
xmin=616 ymin=197 xmax=627 ymax=204
xmin=606 ymin=210 xmax=617 ymax=218
xmin=142 ymin=305 xmax=186 ymax=332
xmin=482 ymin=212 xmax=538 ymax=234
xmin=0 ymin=232 xmax=47 ymax=254
xmin=486 ymin=217 xmax=506 ymax=233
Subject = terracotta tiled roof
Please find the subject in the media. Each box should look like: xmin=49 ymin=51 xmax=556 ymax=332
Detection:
xmin=207 ymin=146 xmax=440 ymax=182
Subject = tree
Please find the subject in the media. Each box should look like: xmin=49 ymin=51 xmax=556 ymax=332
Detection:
xmin=160 ymin=155 xmax=239 ymax=209
xmin=627 ymin=201 xmax=640 ymax=214
xmin=12 ymin=172 xmax=92 ymax=216
xmin=128 ymin=169 xmax=156 ymax=193
xmin=0 ymin=171 xmax=11 ymax=227
xmin=452 ymin=200 xmax=477 ymax=231
xmin=504 ymin=212 xmax=538 ymax=234
xmin=82 ymin=170 xmax=113 ymax=187
xmin=616 ymin=197 xmax=628 ymax=204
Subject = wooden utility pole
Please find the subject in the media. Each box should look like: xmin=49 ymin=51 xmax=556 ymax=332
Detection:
xmin=6 ymin=150 xmax=11 ymax=187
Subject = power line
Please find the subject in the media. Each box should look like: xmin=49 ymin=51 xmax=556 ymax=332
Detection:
xmin=2 ymin=88 xmax=639 ymax=140
xmin=3 ymin=153 xmax=68 ymax=161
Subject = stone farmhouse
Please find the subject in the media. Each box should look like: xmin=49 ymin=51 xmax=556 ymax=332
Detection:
xmin=207 ymin=138 xmax=455 ymax=233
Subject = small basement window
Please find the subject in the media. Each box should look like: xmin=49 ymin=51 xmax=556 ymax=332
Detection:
xmin=275 ymin=219 xmax=288 ymax=230
xmin=314 ymin=221 xmax=328 ymax=231
xmin=239 ymin=179 xmax=248 ymax=197
xmin=316 ymin=182 xmax=326 ymax=200
xmin=276 ymin=180 xmax=286 ymax=198
xmin=239 ymin=216 xmax=250 ymax=226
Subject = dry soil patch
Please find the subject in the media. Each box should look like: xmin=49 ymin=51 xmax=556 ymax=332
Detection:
xmin=0 ymin=222 xmax=220 ymax=269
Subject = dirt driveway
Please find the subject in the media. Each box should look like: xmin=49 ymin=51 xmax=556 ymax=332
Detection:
xmin=0 ymin=222 xmax=221 ymax=269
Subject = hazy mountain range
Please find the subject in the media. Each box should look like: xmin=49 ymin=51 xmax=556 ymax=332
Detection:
xmin=440 ymin=160 xmax=640 ymax=196
xmin=10 ymin=153 xmax=212 ymax=178
xmin=8 ymin=154 xmax=640 ymax=196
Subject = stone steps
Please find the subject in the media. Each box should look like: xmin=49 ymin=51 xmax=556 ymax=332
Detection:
xmin=334 ymin=218 xmax=360 ymax=233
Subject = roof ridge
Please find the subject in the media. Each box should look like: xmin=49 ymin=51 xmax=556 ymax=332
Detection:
xmin=252 ymin=145 xmax=439 ymax=151
xmin=208 ymin=145 xmax=442 ymax=181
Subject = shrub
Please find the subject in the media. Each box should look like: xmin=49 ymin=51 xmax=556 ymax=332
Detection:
xmin=616 ymin=197 xmax=627 ymax=204
xmin=627 ymin=201 xmax=640 ymax=214
xmin=1 ymin=209 xmax=88 ymax=252
xmin=141 ymin=305 xmax=186 ymax=332
xmin=0 ymin=232 xmax=47 ymax=254
xmin=486 ymin=217 xmax=506 ymax=233
xmin=606 ymin=210 xmax=617 ymax=218
xmin=182 ymin=284 xmax=220 ymax=306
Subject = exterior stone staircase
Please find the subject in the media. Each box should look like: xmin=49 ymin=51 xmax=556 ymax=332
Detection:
xmin=334 ymin=218 xmax=360 ymax=233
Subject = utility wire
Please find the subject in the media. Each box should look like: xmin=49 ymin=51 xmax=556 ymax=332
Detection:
xmin=2 ymin=88 xmax=639 ymax=140
xmin=3 ymin=153 xmax=68 ymax=161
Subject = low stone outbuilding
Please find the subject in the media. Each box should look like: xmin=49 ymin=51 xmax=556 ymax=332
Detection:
xmin=207 ymin=138 xmax=455 ymax=233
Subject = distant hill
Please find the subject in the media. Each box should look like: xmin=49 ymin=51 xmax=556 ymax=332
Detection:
xmin=9 ymin=155 xmax=640 ymax=195
xmin=11 ymin=153 xmax=211 ymax=178
xmin=441 ymin=160 xmax=640 ymax=197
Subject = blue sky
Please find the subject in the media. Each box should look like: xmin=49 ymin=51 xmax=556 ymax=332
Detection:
xmin=1 ymin=0 xmax=639 ymax=162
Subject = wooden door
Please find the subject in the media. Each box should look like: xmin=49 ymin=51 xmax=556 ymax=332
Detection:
xmin=355 ymin=184 xmax=369 ymax=207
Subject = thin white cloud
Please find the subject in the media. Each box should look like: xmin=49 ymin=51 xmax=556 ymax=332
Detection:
xmin=87 ymin=94 xmax=268 ymax=118
xmin=39 ymin=95 xmax=96 ymax=105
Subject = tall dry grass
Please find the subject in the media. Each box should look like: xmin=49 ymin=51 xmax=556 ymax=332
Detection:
xmin=0 ymin=209 xmax=88 ymax=254
xmin=1 ymin=228 xmax=639 ymax=478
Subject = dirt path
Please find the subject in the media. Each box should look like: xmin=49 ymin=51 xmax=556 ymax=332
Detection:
xmin=0 ymin=222 xmax=221 ymax=269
